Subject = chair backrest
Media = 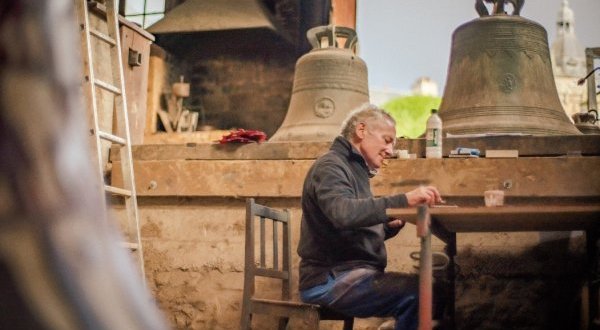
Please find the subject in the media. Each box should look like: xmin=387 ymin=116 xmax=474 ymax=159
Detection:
xmin=243 ymin=198 xmax=292 ymax=303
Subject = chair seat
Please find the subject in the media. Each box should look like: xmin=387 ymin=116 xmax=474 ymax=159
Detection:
xmin=250 ymin=298 xmax=320 ymax=318
xmin=250 ymin=298 xmax=354 ymax=328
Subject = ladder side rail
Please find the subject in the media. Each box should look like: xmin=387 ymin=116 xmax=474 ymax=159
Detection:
xmin=76 ymin=0 xmax=109 ymax=209
xmin=104 ymin=0 xmax=145 ymax=281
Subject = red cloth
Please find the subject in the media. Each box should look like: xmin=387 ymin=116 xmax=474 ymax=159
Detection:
xmin=219 ymin=129 xmax=267 ymax=144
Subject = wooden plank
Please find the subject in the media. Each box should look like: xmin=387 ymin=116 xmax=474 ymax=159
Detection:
xmin=485 ymin=149 xmax=519 ymax=158
xmin=331 ymin=0 xmax=356 ymax=29
xmin=112 ymin=159 xmax=310 ymax=197
xmin=112 ymin=135 xmax=600 ymax=161
xmin=374 ymin=157 xmax=600 ymax=197
xmin=143 ymin=130 xmax=233 ymax=144
xmin=111 ymin=157 xmax=600 ymax=197
xmin=111 ymin=141 xmax=332 ymax=161
xmin=395 ymin=135 xmax=600 ymax=157
xmin=145 ymin=47 xmax=165 ymax=135
xmin=249 ymin=298 xmax=320 ymax=319
xmin=120 ymin=24 xmax=151 ymax=145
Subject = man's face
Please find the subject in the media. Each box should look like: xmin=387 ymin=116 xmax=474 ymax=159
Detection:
xmin=356 ymin=119 xmax=396 ymax=170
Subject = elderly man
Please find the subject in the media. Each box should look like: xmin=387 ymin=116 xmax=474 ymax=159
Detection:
xmin=297 ymin=103 xmax=443 ymax=330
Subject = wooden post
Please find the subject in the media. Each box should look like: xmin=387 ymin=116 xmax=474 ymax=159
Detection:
xmin=145 ymin=44 xmax=167 ymax=135
xmin=417 ymin=205 xmax=433 ymax=330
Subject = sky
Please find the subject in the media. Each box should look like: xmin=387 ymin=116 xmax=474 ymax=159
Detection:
xmin=355 ymin=0 xmax=600 ymax=94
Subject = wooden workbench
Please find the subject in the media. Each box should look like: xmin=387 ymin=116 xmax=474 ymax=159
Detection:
xmin=388 ymin=205 xmax=600 ymax=329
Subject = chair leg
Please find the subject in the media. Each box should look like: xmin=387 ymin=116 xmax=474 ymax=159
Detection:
xmin=343 ymin=318 xmax=354 ymax=330
xmin=277 ymin=317 xmax=290 ymax=330
xmin=240 ymin=310 xmax=251 ymax=330
xmin=306 ymin=310 xmax=320 ymax=330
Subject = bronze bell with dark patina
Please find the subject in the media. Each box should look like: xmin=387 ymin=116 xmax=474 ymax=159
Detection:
xmin=439 ymin=0 xmax=580 ymax=135
xmin=270 ymin=25 xmax=369 ymax=141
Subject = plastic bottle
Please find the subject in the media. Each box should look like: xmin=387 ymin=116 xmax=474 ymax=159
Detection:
xmin=425 ymin=109 xmax=443 ymax=158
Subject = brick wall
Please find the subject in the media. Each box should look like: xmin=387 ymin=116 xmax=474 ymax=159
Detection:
xmin=187 ymin=50 xmax=295 ymax=137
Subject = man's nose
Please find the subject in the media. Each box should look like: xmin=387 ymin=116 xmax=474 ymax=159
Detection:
xmin=384 ymin=144 xmax=394 ymax=156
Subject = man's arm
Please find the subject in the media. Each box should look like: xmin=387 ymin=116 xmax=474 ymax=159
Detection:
xmin=313 ymin=159 xmax=407 ymax=229
xmin=383 ymin=219 xmax=405 ymax=239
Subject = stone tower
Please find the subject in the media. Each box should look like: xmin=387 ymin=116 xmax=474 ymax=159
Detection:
xmin=550 ymin=0 xmax=587 ymax=119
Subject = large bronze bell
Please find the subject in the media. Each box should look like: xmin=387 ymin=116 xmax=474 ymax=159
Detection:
xmin=439 ymin=0 xmax=581 ymax=135
xmin=270 ymin=25 xmax=369 ymax=141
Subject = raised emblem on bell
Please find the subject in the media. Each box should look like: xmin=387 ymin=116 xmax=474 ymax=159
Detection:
xmin=439 ymin=0 xmax=581 ymax=136
xmin=270 ymin=25 xmax=369 ymax=141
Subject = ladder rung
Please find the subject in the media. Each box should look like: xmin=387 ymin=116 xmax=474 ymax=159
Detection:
xmin=121 ymin=242 xmax=139 ymax=250
xmin=98 ymin=130 xmax=126 ymax=145
xmin=94 ymin=78 xmax=122 ymax=95
xmin=89 ymin=28 xmax=117 ymax=46
xmin=105 ymin=185 xmax=132 ymax=197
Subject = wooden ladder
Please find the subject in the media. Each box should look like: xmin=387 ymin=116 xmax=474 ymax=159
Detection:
xmin=75 ymin=0 xmax=145 ymax=282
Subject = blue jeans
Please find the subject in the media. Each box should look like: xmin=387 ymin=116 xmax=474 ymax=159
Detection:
xmin=300 ymin=268 xmax=419 ymax=330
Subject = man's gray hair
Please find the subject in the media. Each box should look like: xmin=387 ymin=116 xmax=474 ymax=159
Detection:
xmin=340 ymin=103 xmax=396 ymax=139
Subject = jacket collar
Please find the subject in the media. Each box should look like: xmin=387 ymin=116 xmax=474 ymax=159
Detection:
xmin=330 ymin=136 xmax=377 ymax=178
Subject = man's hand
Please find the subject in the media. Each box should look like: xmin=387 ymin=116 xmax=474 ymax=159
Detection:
xmin=405 ymin=185 xmax=444 ymax=207
xmin=387 ymin=218 xmax=406 ymax=229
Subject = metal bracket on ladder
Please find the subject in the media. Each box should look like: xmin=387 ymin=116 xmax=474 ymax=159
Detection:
xmin=75 ymin=0 xmax=145 ymax=284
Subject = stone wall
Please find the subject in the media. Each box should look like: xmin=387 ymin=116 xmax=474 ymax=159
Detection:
xmin=110 ymin=139 xmax=600 ymax=329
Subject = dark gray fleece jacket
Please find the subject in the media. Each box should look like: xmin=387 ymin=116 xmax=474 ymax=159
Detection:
xmin=298 ymin=136 xmax=409 ymax=290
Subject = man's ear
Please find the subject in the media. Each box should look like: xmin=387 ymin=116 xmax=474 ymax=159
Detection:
xmin=355 ymin=122 xmax=366 ymax=140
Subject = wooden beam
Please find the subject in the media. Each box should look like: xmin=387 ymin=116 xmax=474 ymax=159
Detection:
xmin=395 ymin=135 xmax=600 ymax=158
xmin=373 ymin=157 xmax=600 ymax=197
xmin=111 ymin=141 xmax=332 ymax=161
xmin=331 ymin=0 xmax=356 ymax=29
xmin=145 ymin=46 xmax=166 ymax=135
xmin=111 ymin=135 xmax=600 ymax=162
xmin=112 ymin=157 xmax=600 ymax=198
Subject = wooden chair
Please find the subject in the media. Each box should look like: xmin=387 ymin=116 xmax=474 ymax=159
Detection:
xmin=240 ymin=198 xmax=354 ymax=330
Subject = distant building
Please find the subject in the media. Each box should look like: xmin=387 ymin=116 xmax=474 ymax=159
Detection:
xmin=550 ymin=0 xmax=587 ymax=120
xmin=370 ymin=77 xmax=439 ymax=106
xmin=410 ymin=76 xmax=439 ymax=97
xmin=369 ymin=87 xmax=405 ymax=106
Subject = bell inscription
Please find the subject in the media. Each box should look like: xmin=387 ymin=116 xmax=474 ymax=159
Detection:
xmin=314 ymin=98 xmax=335 ymax=118
xmin=499 ymin=73 xmax=517 ymax=93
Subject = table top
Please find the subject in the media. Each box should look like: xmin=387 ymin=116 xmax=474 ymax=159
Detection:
xmin=386 ymin=205 xmax=600 ymax=232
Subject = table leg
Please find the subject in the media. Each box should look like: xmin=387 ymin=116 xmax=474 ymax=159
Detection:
xmin=417 ymin=205 xmax=432 ymax=330
xmin=445 ymin=233 xmax=457 ymax=330
xmin=586 ymin=229 xmax=599 ymax=329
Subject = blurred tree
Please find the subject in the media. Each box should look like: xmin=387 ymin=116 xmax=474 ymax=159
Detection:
xmin=382 ymin=95 xmax=442 ymax=138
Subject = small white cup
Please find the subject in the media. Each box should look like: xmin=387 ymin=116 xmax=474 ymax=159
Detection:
xmin=397 ymin=149 xmax=409 ymax=159
xmin=484 ymin=190 xmax=504 ymax=207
